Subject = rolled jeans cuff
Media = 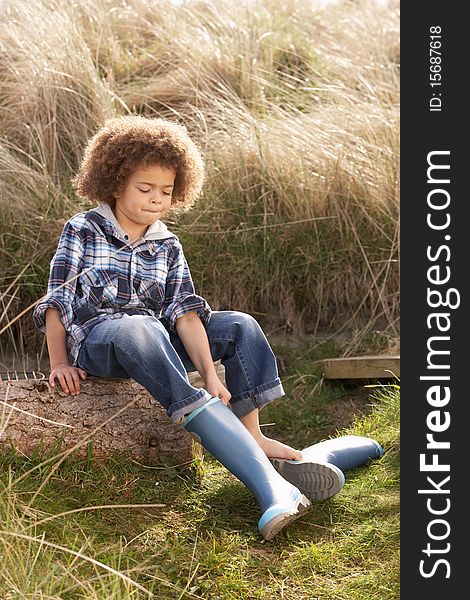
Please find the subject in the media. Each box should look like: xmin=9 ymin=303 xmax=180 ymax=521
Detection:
xmin=229 ymin=378 xmax=285 ymax=418
xmin=169 ymin=388 xmax=213 ymax=424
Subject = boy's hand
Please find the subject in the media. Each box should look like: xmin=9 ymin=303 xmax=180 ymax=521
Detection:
xmin=49 ymin=363 xmax=87 ymax=395
xmin=204 ymin=372 xmax=231 ymax=405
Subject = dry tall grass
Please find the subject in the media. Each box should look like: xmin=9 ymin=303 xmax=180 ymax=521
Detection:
xmin=0 ymin=0 xmax=399 ymax=366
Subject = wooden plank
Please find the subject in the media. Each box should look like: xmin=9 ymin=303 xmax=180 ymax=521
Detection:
xmin=322 ymin=355 xmax=400 ymax=380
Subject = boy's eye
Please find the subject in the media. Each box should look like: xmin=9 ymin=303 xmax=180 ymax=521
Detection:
xmin=138 ymin=188 xmax=171 ymax=195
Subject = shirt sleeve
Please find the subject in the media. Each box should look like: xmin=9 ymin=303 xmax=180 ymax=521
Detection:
xmin=162 ymin=241 xmax=211 ymax=331
xmin=32 ymin=220 xmax=84 ymax=334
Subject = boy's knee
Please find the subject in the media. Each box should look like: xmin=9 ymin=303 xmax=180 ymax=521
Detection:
xmin=112 ymin=315 xmax=169 ymax=348
xmin=235 ymin=311 xmax=259 ymax=327
xmin=224 ymin=311 xmax=261 ymax=336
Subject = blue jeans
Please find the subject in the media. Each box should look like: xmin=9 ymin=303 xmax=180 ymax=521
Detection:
xmin=76 ymin=310 xmax=285 ymax=423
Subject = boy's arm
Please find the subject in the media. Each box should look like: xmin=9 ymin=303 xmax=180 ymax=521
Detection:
xmin=162 ymin=241 xmax=211 ymax=332
xmin=45 ymin=308 xmax=87 ymax=394
xmin=45 ymin=308 xmax=70 ymax=368
xmin=33 ymin=219 xmax=87 ymax=394
xmin=33 ymin=220 xmax=84 ymax=340
xmin=175 ymin=312 xmax=231 ymax=404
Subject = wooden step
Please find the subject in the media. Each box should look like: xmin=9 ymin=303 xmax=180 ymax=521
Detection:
xmin=321 ymin=355 xmax=400 ymax=380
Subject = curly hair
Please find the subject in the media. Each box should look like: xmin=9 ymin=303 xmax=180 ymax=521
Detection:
xmin=70 ymin=115 xmax=205 ymax=211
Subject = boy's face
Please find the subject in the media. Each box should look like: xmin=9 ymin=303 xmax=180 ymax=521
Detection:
xmin=112 ymin=163 xmax=176 ymax=228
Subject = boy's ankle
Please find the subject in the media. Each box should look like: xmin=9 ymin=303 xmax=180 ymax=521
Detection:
xmin=243 ymin=426 xmax=265 ymax=443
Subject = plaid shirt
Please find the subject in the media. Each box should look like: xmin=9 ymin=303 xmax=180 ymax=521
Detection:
xmin=33 ymin=204 xmax=211 ymax=367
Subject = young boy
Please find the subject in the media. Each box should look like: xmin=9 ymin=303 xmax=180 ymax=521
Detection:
xmin=33 ymin=115 xmax=343 ymax=539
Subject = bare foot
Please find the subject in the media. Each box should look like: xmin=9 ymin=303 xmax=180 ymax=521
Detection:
xmin=255 ymin=434 xmax=303 ymax=461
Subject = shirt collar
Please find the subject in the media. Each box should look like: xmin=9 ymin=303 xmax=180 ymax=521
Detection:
xmin=88 ymin=203 xmax=176 ymax=242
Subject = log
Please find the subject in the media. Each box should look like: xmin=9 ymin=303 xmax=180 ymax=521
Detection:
xmin=0 ymin=362 xmax=226 ymax=465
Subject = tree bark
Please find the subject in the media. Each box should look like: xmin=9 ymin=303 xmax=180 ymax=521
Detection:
xmin=0 ymin=363 xmax=226 ymax=465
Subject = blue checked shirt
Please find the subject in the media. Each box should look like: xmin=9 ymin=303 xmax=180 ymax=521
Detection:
xmin=33 ymin=203 xmax=211 ymax=367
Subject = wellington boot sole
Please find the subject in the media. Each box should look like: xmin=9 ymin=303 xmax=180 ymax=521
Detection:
xmin=270 ymin=459 xmax=345 ymax=501
xmin=260 ymin=493 xmax=311 ymax=541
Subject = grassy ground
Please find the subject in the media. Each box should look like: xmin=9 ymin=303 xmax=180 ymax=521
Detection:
xmin=0 ymin=338 xmax=400 ymax=599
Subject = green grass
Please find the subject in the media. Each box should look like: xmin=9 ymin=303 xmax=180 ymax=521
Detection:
xmin=0 ymin=339 xmax=399 ymax=599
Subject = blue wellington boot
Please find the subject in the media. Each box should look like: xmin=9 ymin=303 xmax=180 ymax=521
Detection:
xmin=270 ymin=435 xmax=383 ymax=501
xmin=183 ymin=397 xmax=313 ymax=540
